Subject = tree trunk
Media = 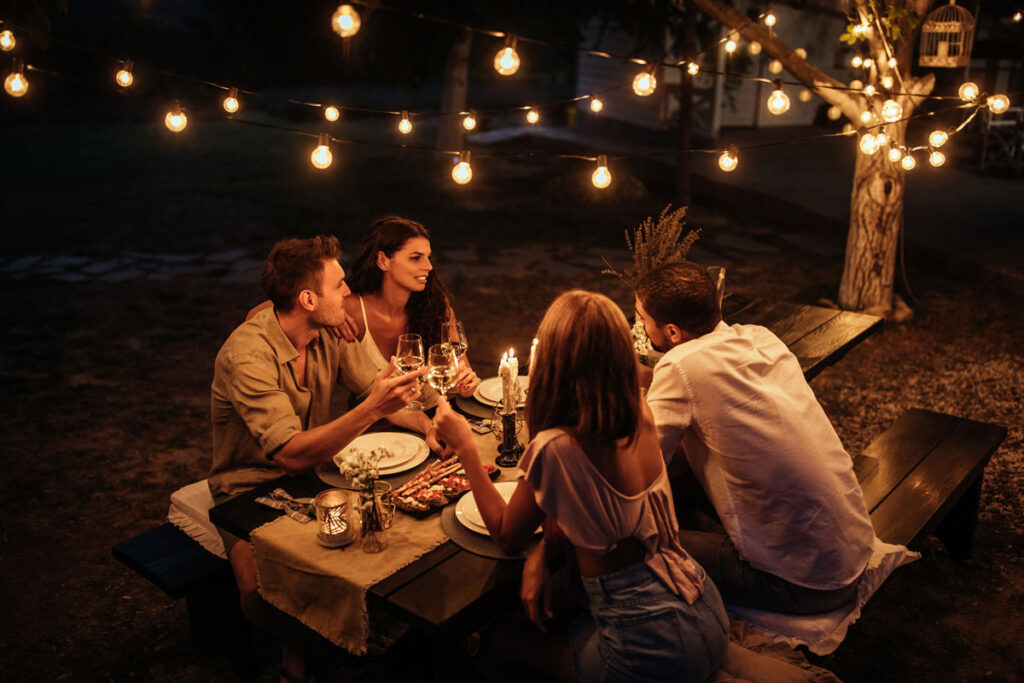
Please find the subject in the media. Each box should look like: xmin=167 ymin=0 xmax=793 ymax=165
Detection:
xmin=437 ymin=28 xmax=473 ymax=154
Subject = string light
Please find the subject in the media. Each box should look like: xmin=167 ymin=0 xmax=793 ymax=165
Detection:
xmin=1014 ymin=11 xmax=1022 ymax=22
xmin=331 ymin=4 xmax=361 ymax=38
xmin=827 ymin=105 xmax=842 ymax=120
xmin=764 ymin=12 xmax=777 ymax=27
xmin=748 ymin=41 xmax=762 ymax=55
xmin=632 ymin=68 xmax=656 ymax=96
xmin=591 ymin=155 xmax=611 ymax=189
xmin=859 ymin=133 xmax=879 ymax=155
xmin=223 ymin=87 xmax=240 ymax=114
xmin=526 ymin=108 xmax=539 ymax=124
xmin=115 ymin=60 xmax=134 ymax=88
xmin=929 ymin=150 xmax=946 ymax=167
xmin=794 ymin=48 xmax=807 ymax=59
xmin=851 ymin=55 xmax=863 ymax=68
xmin=766 ymin=81 xmax=790 ymax=115
xmin=398 ymin=110 xmax=412 ymax=134
xmin=798 ymin=88 xmax=812 ymax=103
xmin=687 ymin=62 xmax=700 ymax=76
xmin=590 ymin=96 xmax=603 ymax=113
xmin=843 ymin=122 xmax=855 ymax=134
xmin=881 ymin=99 xmax=902 ymax=122
xmin=862 ymin=58 xmax=874 ymax=69
xmin=881 ymin=75 xmax=894 ymax=90
xmin=724 ymin=38 xmax=737 ymax=54
xmin=462 ymin=110 xmax=477 ymax=131
xmin=902 ymin=154 xmax=917 ymax=170
xmin=853 ymin=24 xmax=869 ymax=37
xmin=164 ymin=101 xmax=187 ymax=132
xmin=768 ymin=59 xmax=783 ymax=74
xmin=451 ymin=150 xmax=472 ymax=184
xmin=718 ymin=148 xmax=738 ymax=172
xmin=887 ymin=57 xmax=897 ymax=68
xmin=311 ymin=133 xmax=333 ymax=169
xmin=958 ymin=82 xmax=979 ymax=102
xmin=0 ymin=29 xmax=15 ymax=51
xmin=324 ymin=105 xmax=340 ymax=122
xmin=876 ymin=131 xmax=888 ymax=146
xmin=4 ymin=59 xmax=27 ymax=98
xmin=859 ymin=110 xmax=874 ymax=124
xmin=494 ymin=36 xmax=520 ymax=76
xmin=863 ymin=84 xmax=876 ymax=96
xmin=987 ymin=94 xmax=1010 ymax=115
xmin=888 ymin=146 xmax=902 ymax=163
xmin=849 ymin=79 xmax=864 ymax=90
xmin=928 ymin=130 xmax=948 ymax=147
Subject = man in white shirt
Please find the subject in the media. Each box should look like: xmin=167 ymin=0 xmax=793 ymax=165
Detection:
xmin=636 ymin=261 xmax=875 ymax=614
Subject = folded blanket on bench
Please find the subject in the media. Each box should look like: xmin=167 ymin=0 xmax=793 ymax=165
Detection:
xmin=727 ymin=537 xmax=918 ymax=655
xmin=167 ymin=479 xmax=227 ymax=560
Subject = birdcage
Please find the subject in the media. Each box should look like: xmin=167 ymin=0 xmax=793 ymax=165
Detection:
xmin=918 ymin=0 xmax=974 ymax=68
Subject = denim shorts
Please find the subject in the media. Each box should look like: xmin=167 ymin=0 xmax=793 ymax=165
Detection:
xmin=569 ymin=562 xmax=729 ymax=683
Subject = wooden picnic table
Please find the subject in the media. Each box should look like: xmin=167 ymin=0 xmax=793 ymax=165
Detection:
xmin=209 ymin=296 xmax=883 ymax=649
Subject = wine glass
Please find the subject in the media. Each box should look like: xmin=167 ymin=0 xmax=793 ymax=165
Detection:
xmin=395 ymin=333 xmax=425 ymax=411
xmin=440 ymin=320 xmax=468 ymax=362
xmin=426 ymin=343 xmax=458 ymax=397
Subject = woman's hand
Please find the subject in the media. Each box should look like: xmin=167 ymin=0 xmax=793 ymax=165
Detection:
xmin=452 ymin=357 xmax=481 ymax=398
xmin=329 ymin=310 xmax=360 ymax=343
xmin=432 ymin=395 xmax=477 ymax=455
xmin=521 ymin=539 xmax=553 ymax=632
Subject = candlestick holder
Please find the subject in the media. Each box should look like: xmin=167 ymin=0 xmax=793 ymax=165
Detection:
xmin=493 ymin=406 xmax=525 ymax=468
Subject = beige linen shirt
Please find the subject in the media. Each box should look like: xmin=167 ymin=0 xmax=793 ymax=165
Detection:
xmin=209 ymin=308 xmax=347 ymax=496
xmin=647 ymin=321 xmax=875 ymax=591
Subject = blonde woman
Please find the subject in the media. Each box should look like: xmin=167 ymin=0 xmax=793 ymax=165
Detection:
xmin=434 ymin=290 xmax=727 ymax=682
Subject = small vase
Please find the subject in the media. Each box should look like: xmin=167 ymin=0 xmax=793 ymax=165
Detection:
xmin=360 ymin=488 xmax=388 ymax=553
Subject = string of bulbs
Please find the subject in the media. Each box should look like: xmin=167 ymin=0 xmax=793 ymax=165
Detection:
xmin=1 ymin=7 xmax=1018 ymax=188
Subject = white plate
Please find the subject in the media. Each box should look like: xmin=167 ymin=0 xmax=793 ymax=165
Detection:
xmin=455 ymin=481 xmax=519 ymax=536
xmin=333 ymin=432 xmax=424 ymax=471
xmin=473 ymin=376 xmax=529 ymax=408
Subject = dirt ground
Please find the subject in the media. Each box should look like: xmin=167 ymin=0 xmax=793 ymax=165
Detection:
xmin=1 ymin=217 xmax=1022 ymax=682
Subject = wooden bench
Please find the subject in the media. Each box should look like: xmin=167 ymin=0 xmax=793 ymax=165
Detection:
xmin=112 ymin=523 xmax=256 ymax=678
xmin=855 ymin=408 xmax=1007 ymax=558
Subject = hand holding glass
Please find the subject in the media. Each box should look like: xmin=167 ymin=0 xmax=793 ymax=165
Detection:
xmin=396 ymin=334 xmax=425 ymax=411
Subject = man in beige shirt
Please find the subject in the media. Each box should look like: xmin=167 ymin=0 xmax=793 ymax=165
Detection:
xmin=210 ymin=235 xmax=425 ymax=680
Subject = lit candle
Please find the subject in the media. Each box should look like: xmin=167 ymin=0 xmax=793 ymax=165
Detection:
xmin=499 ymin=348 xmax=520 ymax=414
xmin=528 ymin=338 xmax=538 ymax=375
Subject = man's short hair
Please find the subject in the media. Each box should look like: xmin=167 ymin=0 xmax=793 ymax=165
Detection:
xmin=636 ymin=260 xmax=721 ymax=337
xmin=261 ymin=235 xmax=341 ymax=311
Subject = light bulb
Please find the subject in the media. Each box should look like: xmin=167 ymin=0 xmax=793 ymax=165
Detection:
xmin=863 ymin=84 xmax=876 ymax=96
xmin=798 ymin=88 xmax=812 ymax=103
xmin=398 ymin=111 xmax=412 ymax=134
xmin=929 ymin=150 xmax=946 ymax=167
xmin=0 ymin=29 xmax=15 ymax=52
xmin=164 ymin=104 xmax=187 ymax=133
xmin=849 ymin=79 xmax=864 ymax=90
xmin=590 ymin=97 xmax=603 ymax=113
xmin=863 ymin=58 xmax=874 ymax=69
xmin=901 ymin=154 xmax=917 ymax=170
xmin=859 ymin=134 xmax=879 ymax=155
xmin=632 ymin=70 xmax=656 ymax=96
xmin=851 ymin=55 xmax=863 ymax=68
xmin=494 ymin=38 xmax=520 ymax=76
xmin=591 ymin=155 xmax=611 ymax=189
xmin=843 ymin=122 xmax=855 ymax=134
xmin=768 ymin=59 xmax=783 ymax=74
xmin=718 ymin=150 xmax=738 ymax=172
xmin=115 ymin=61 xmax=134 ymax=88
xmin=463 ymin=111 xmax=477 ymax=131
xmin=748 ymin=41 xmax=762 ymax=55
xmin=958 ymin=82 xmax=979 ymax=102
xmin=887 ymin=57 xmax=898 ymax=68
xmin=223 ymin=88 xmax=239 ymax=114
xmin=881 ymin=99 xmax=902 ymax=122
xmin=766 ymin=84 xmax=790 ymax=115
xmin=311 ymin=134 xmax=333 ymax=169
xmin=4 ymin=70 xmax=27 ymax=97
xmin=451 ymin=151 xmax=472 ymax=185
xmin=860 ymin=109 xmax=875 ymax=124
xmin=853 ymin=24 xmax=869 ymax=36
xmin=324 ymin=105 xmax=340 ymax=122
xmin=928 ymin=130 xmax=948 ymax=147
xmin=526 ymin=108 xmax=539 ymax=124
xmin=876 ymin=131 xmax=888 ymax=146
xmin=827 ymin=105 xmax=842 ymax=121
xmin=764 ymin=12 xmax=776 ymax=27
xmin=1014 ymin=11 xmax=1022 ymax=22
xmin=881 ymin=75 xmax=894 ymax=90
xmin=725 ymin=39 xmax=737 ymax=53
xmin=687 ymin=62 xmax=700 ymax=76
xmin=987 ymin=94 xmax=1010 ymax=115
xmin=795 ymin=48 xmax=807 ymax=59
xmin=331 ymin=4 xmax=361 ymax=38
xmin=888 ymin=147 xmax=902 ymax=163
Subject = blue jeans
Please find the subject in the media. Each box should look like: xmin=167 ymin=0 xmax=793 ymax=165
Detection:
xmin=569 ymin=563 xmax=728 ymax=683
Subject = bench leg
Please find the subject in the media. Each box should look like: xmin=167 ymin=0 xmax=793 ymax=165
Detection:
xmin=934 ymin=473 xmax=983 ymax=562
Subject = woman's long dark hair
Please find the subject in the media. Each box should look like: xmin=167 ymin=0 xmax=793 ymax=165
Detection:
xmin=347 ymin=216 xmax=452 ymax=348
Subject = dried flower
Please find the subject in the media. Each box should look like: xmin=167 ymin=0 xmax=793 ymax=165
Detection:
xmin=602 ymin=204 xmax=701 ymax=285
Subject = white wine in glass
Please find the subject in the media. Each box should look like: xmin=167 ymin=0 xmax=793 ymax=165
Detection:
xmin=427 ymin=343 xmax=458 ymax=395
xmin=396 ymin=333 xmax=425 ymax=411
xmin=440 ymin=320 xmax=468 ymax=361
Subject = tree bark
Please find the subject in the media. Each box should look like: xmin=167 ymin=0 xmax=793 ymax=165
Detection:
xmin=437 ymin=28 xmax=473 ymax=154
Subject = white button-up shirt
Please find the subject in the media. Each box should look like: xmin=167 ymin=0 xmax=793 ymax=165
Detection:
xmin=647 ymin=320 xmax=874 ymax=590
